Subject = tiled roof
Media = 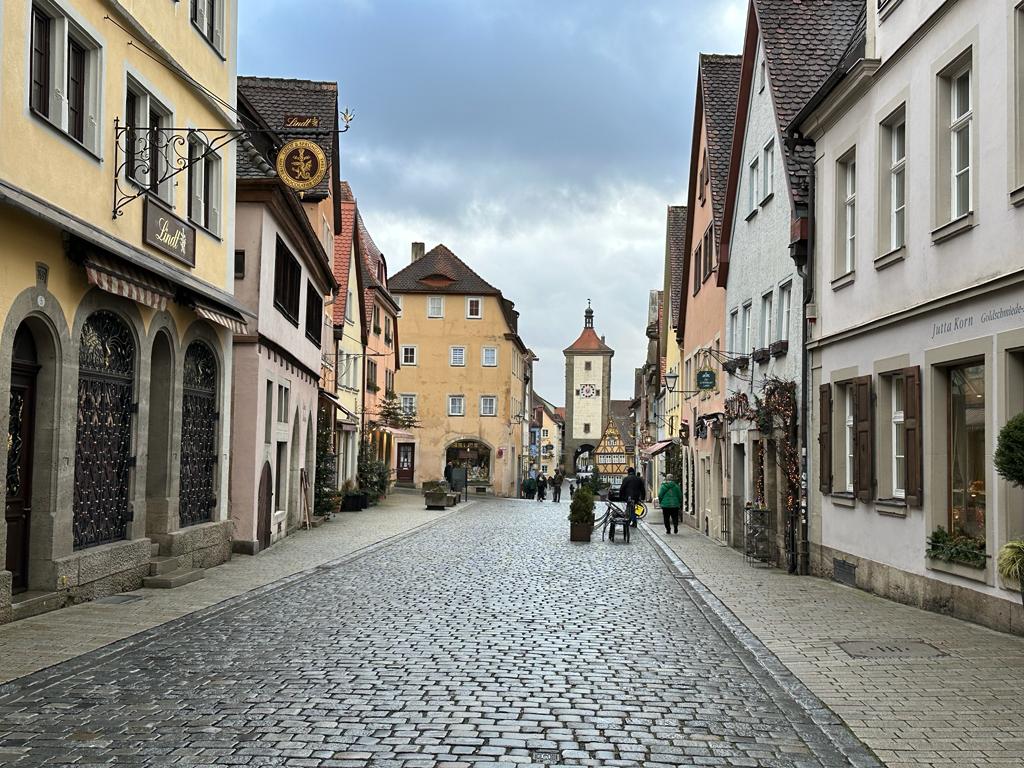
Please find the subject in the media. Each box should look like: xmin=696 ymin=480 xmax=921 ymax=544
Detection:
xmin=237 ymin=77 xmax=338 ymax=199
xmin=610 ymin=401 xmax=635 ymax=453
xmin=666 ymin=206 xmax=687 ymax=330
xmin=332 ymin=197 xmax=357 ymax=327
xmin=553 ymin=407 xmax=566 ymax=424
xmin=700 ymin=54 xmax=742 ymax=252
xmin=564 ymin=328 xmax=613 ymax=355
xmin=356 ymin=211 xmax=395 ymax=331
xmin=755 ymin=0 xmax=864 ymax=209
xmin=388 ymin=244 xmax=502 ymax=295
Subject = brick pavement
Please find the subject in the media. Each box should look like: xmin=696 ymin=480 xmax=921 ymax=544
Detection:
xmin=645 ymin=521 xmax=1024 ymax=768
xmin=0 ymin=491 xmax=462 ymax=685
xmin=0 ymin=498 xmax=880 ymax=767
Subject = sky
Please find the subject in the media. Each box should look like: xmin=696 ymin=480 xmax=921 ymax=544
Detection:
xmin=238 ymin=0 xmax=747 ymax=403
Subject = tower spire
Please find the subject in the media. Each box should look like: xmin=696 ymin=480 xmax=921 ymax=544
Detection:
xmin=584 ymin=299 xmax=594 ymax=329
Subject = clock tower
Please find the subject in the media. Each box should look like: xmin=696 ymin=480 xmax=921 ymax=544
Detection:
xmin=563 ymin=302 xmax=614 ymax=473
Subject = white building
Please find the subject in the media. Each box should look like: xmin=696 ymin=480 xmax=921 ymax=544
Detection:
xmin=794 ymin=0 xmax=1024 ymax=633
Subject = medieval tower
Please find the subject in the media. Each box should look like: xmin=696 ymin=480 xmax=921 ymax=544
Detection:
xmin=563 ymin=303 xmax=614 ymax=472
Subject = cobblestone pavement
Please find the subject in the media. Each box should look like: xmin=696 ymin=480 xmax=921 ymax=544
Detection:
xmin=647 ymin=522 xmax=1024 ymax=768
xmin=0 ymin=491 xmax=461 ymax=685
xmin=0 ymin=498 xmax=879 ymax=767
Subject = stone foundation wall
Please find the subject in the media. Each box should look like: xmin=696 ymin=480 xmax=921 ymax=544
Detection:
xmin=152 ymin=520 xmax=233 ymax=569
xmin=811 ymin=543 xmax=1024 ymax=636
xmin=53 ymin=538 xmax=154 ymax=606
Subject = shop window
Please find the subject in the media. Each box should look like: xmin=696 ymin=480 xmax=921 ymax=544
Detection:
xmin=948 ymin=362 xmax=985 ymax=538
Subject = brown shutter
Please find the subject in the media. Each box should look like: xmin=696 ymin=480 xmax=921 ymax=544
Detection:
xmin=903 ymin=366 xmax=923 ymax=507
xmin=819 ymin=383 xmax=832 ymax=494
xmin=854 ymin=375 xmax=874 ymax=502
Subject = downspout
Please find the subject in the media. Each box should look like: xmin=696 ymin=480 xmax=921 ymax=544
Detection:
xmin=798 ymin=159 xmax=815 ymax=576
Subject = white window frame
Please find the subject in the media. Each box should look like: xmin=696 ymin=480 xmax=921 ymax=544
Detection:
xmin=394 ymin=295 xmax=403 ymax=317
xmin=748 ymin=157 xmax=760 ymax=214
xmin=740 ymin=302 xmax=752 ymax=352
xmin=844 ymin=384 xmax=855 ymax=493
xmin=758 ymin=58 xmax=766 ymax=92
xmin=187 ymin=135 xmax=222 ymax=235
xmin=777 ymin=282 xmax=792 ymax=343
xmin=480 ymin=395 xmax=497 ymax=417
xmin=892 ymin=375 xmax=906 ymax=499
xmin=889 ymin=118 xmax=906 ymax=250
xmin=401 ymin=345 xmax=417 ymax=366
xmin=542 ymin=428 xmax=549 ymax=438
xmin=466 ymin=296 xmax=483 ymax=319
xmin=762 ymin=140 xmax=775 ymax=201
xmin=448 ymin=395 xmax=465 ymax=417
xmin=481 ymin=346 xmax=498 ymax=367
xmin=729 ymin=309 xmax=739 ymax=354
xmin=949 ymin=64 xmax=972 ymax=220
xmin=125 ymin=77 xmax=173 ymax=202
xmin=345 ymin=289 xmax=354 ymax=322
xmin=190 ymin=0 xmax=225 ymax=53
xmin=449 ymin=346 xmax=466 ymax=367
xmin=427 ymin=296 xmax=444 ymax=318
xmin=839 ymin=153 xmax=857 ymax=274
xmin=760 ymin=292 xmax=773 ymax=348
xmin=400 ymin=393 xmax=417 ymax=416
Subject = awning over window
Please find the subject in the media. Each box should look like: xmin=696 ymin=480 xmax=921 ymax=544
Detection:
xmin=192 ymin=299 xmax=248 ymax=334
xmin=375 ymin=425 xmax=414 ymax=438
xmin=641 ymin=439 xmax=675 ymax=458
xmin=85 ymin=254 xmax=175 ymax=312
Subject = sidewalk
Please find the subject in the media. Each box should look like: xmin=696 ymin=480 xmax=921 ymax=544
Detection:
xmin=646 ymin=522 xmax=1024 ymax=768
xmin=0 ymin=491 xmax=466 ymax=685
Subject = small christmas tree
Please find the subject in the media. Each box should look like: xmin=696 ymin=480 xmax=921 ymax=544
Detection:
xmin=367 ymin=391 xmax=419 ymax=431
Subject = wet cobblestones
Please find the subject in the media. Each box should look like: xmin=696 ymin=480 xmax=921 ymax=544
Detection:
xmin=0 ymin=500 xmax=878 ymax=766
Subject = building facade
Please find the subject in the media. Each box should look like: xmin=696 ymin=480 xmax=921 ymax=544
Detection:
xmin=563 ymin=305 xmax=614 ymax=475
xmin=390 ymin=244 xmax=530 ymax=496
xmin=0 ymin=0 xmax=246 ymax=621
xmin=799 ymin=0 xmax=1024 ymax=632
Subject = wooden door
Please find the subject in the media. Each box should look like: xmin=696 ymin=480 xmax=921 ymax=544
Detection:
xmin=397 ymin=443 xmax=415 ymax=484
xmin=257 ymin=461 xmax=273 ymax=551
xmin=6 ymin=328 xmax=38 ymax=593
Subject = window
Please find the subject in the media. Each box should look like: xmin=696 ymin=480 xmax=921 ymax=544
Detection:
xmin=264 ymin=380 xmax=273 ymax=444
xmin=844 ymin=383 xmax=855 ymax=493
xmin=584 ymin=423 xmax=591 ymax=434
xmin=366 ymin=359 xmax=378 ymax=392
xmin=448 ymin=395 xmax=465 ymax=416
xmin=400 ymin=394 xmax=417 ymax=415
xmin=450 ymin=346 xmax=466 ymax=367
xmin=345 ymin=289 xmax=353 ymax=322
xmin=702 ymin=225 xmax=714 ymax=278
xmin=948 ymin=362 xmax=985 ymax=538
xmin=542 ymin=428 xmax=549 ymax=438
xmin=304 ymin=280 xmax=322 ymax=347
xmin=428 ymin=296 xmax=444 ymax=318
xmin=273 ymin=238 xmax=300 ymax=324
xmin=372 ymin=305 xmax=381 ymax=334
xmin=729 ymin=309 xmax=739 ymax=354
xmin=401 ymin=346 xmax=417 ymax=366
xmin=190 ymin=0 xmax=224 ymax=52
xmin=698 ymin=150 xmax=708 ymax=204
xmin=692 ymin=243 xmax=702 ymax=294
xmin=777 ymin=282 xmax=792 ymax=342
xmin=30 ymin=5 xmax=100 ymax=152
xmin=949 ymin=66 xmax=972 ymax=219
xmin=234 ymin=250 xmax=245 ymax=279
xmin=837 ymin=152 xmax=857 ymax=274
xmin=684 ymin=358 xmax=692 ymax=399
xmin=125 ymin=82 xmax=173 ymax=200
xmin=760 ymin=292 xmax=773 ymax=348
xmin=758 ymin=58 xmax=766 ymax=92
xmin=584 ymin=361 xmax=592 ymax=371
xmin=394 ymin=295 xmax=402 ymax=316
xmin=482 ymin=346 xmax=498 ymax=367
xmin=277 ymin=385 xmax=289 ymax=423
xmin=480 ymin=396 xmax=497 ymax=417
xmin=466 ymin=297 xmax=483 ymax=319
xmin=748 ymin=157 xmax=760 ymax=214
xmin=740 ymin=302 xmax=751 ymax=352
xmin=888 ymin=116 xmax=906 ymax=250
xmin=892 ymin=375 xmax=906 ymax=499
xmin=762 ymin=140 xmax=775 ymax=200
xmin=187 ymin=137 xmax=221 ymax=233
xmin=384 ymin=316 xmax=393 ymax=345
xmin=385 ymin=369 xmax=394 ymax=395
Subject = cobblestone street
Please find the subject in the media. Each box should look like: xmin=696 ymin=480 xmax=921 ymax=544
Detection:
xmin=0 ymin=498 xmax=879 ymax=767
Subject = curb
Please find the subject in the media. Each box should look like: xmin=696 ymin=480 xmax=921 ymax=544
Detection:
xmin=640 ymin=521 xmax=883 ymax=768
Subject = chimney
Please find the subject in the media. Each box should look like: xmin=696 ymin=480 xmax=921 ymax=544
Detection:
xmin=411 ymin=242 xmax=425 ymax=263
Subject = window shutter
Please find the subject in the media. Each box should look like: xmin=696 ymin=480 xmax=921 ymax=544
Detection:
xmin=190 ymin=146 xmax=205 ymax=224
xmin=195 ymin=0 xmax=207 ymax=32
xmin=819 ymin=383 xmax=832 ymax=493
xmin=903 ymin=366 xmax=923 ymax=507
xmin=854 ymin=375 xmax=874 ymax=502
xmin=213 ymin=6 xmax=224 ymax=51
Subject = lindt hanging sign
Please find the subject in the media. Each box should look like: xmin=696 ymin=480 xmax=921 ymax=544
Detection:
xmin=143 ymin=197 xmax=196 ymax=267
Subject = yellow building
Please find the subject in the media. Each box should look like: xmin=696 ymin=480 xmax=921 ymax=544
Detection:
xmin=390 ymin=244 xmax=531 ymax=496
xmin=0 ymin=1 xmax=246 ymax=622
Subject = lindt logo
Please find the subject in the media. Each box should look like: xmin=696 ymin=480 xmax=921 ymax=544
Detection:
xmin=284 ymin=115 xmax=320 ymax=128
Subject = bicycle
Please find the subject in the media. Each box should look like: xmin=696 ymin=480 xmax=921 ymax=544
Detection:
xmin=595 ymin=499 xmax=648 ymax=541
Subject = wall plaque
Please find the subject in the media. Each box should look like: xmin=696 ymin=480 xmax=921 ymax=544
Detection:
xmin=696 ymin=370 xmax=717 ymax=391
xmin=276 ymin=139 xmax=328 ymax=192
xmin=143 ymin=197 xmax=196 ymax=267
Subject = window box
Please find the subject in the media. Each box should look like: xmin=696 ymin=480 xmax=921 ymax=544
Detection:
xmin=734 ymin=356 xmax=750 ymax=371
xmin=752 ymin=347 xmax=770 ymax=364
xmin=384 ymin=334 xmax=393 ymax=346
xmin=722 ymin=359 xmax=738 ymax=375
xmin=769 ymin=340 xmax=789 ymax=357
xmin=373 ymin=325 xmax=382 ymax=335
xmin=367 ymin=383 xmax=380 ymax=394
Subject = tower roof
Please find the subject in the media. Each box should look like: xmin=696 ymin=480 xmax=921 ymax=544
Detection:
xmin=564 ymin=302 xmax=613 ymax=355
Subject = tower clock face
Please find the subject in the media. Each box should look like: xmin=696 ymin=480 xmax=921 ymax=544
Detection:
xmin=579 ymin=384 xmax=597 ymax=398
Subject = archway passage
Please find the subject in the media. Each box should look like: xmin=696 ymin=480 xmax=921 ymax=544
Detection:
xmin=446 ymin=440 xmax=491 ymax=484
xmin=145 ymin=331 xmax=173 ymax=536
xmin=5 ymin=325 xmax=39 ymax=592
xmin=256 ymin=461 xmax=273 ymax=551
xmin=73 ymin=310 xmax=135 ymax=549
xmin=179 ymin=340 xmax=218 ymax=527
xmin=574 ymin=444 xmax=596 ymax=475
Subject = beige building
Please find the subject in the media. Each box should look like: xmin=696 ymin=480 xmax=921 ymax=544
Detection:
xmin=390 ymin=244 xmax=531 ymax=495
xmin=533 ymin=394 xmax=564 ymax=477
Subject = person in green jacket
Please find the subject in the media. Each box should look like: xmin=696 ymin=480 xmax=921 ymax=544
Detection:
xmin=658 ymin=473 xmax=683 ymax=534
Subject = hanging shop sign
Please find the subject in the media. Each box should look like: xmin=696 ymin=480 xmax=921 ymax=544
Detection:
xmin=284 ymin=115 xmax=321 ymax=129
xmin=696 ymin=369 xmax=717 ymax=391
xmin=143 ymin=196 xmax=196 ymax=267
xmin=276 ymin=139 xmax=328 ymax=192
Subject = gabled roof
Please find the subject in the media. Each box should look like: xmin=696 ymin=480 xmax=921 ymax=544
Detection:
xmin=564 ymin=328 xmax=613 ymax=354
xmin=356 ymin=211 xmax=400 ymax=341
xmin=331 ymin=195 xmax=357 ymax=328
xmin=665 ymin=206 xmax=688 ymax=334
xmin=389 ymin=244 xmax=502 ymax=295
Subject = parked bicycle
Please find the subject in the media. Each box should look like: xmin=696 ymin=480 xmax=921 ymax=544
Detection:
xmin=594 ymin=498 xmax=648 ymax=542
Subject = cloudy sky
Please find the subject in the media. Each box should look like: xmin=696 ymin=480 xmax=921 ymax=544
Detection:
xmin=238 ymin=0 xmax=747 ymax=402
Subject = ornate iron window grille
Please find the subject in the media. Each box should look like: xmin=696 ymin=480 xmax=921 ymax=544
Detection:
xmin=179 ymin=341 xmax=219 ymax=528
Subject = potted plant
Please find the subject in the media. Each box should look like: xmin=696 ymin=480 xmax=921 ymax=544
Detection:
xmin=752 ymin=347 xmax=771 ymax=364
xmin=568 ymin=487 xmax=595 ymax=542
xmin=926 ymin=526 xmax=987 ymax=568
xmin=423 ymin=480 xmax=448 ymax=510
xmin=995 ymin=412 xmax=1024 ymax=606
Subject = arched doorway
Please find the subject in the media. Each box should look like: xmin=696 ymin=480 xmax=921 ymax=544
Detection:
xmin=446 ymin=440 xmax=491 ymax=484
xmin=179 ymin=340 xmax=218 ymax=527
xmin=574 ymin=444 xmax=596 ymax=475
xmin=73 ymin=310 xmax=135 ymax=549
xmin=5 ymin=325 xmax=39 ymax=592
xmin=145 ymin=330 xmax=174 ymax=536
xmin=287 ymin=411 xmax=300 ymax=528
xmin=256 ymin=461 xmax=273 ymax=551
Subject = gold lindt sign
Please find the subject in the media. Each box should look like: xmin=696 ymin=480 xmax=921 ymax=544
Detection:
xmin=284 ymin=115 xmax=321 ymax=128
xmin=276 ymin=139 xmax=328 ymax=192
xmin=143 ymin=197 xmax=196 ymax=267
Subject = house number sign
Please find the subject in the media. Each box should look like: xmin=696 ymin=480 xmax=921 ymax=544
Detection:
xmin=276 ymin=139 xmax=328 ymax=192
xmin=143 ymin=197 xmax=196 ymax=267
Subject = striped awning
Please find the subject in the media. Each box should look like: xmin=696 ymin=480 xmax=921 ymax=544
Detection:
xmin=641 ymin=439 xmax=675 ymax=458
xmin=192 ymin=300 xmax=248 ymax=334
xmin=84 ymin=254 xmax=175 ymax=312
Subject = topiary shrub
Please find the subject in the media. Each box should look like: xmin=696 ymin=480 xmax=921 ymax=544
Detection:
xmin=995 ymin=412 xmax=1024 ymax=488
xmin=568 ymin=487 xmax=595 ymax=526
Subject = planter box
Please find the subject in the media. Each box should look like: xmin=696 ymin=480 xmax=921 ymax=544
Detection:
xmin=357 ymin=492 xmax=369 ymax=509
xmin=769 ymin=340 xmax=789 ymax=357
xmin=752 ymin=347 xmax=770 ymax=364
xmin=425 ymin=491 xmax=447 ymax=510
xmin=927 ymin=555 xmax=989 ymax=583
xmin=445 ymin=492 xmax=459 ymax=507
xmin=340 ymin=495 xmax=361 ymax=512
xmin=570 ymin=523 xmax=594 ymax=542
xmin=722 ymin=360 xmax=738 ymax=375
xmin=734 ymin=356 xmax=749 ymax=370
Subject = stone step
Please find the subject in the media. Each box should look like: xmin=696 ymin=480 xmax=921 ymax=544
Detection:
xmin=11 ymin=591 xmax=62 ymax=621
xmin=142 ymin=568 xmax=204 ymax=590
xmin=150 ymin=541 xmax=160 ymax=558
xmin=148 ymin=556 xmax=181 ymax=576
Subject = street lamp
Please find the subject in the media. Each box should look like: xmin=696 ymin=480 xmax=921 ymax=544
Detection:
xmin=664 ymin=371 xmax=679 ymax=392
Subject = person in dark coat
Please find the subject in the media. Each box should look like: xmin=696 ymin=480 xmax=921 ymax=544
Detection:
xmin=443 ymin=461 xmax=454 ymax=487
xmin=536 ymin=473 xmax=547 ymax=501
xmin=618 ymin=467 xmax=646 ymax=527
xmin=551 ymin=468 xmax=564 ymax=502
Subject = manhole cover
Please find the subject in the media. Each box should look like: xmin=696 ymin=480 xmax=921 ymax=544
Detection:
xmin=95 ymin=594 xmax=144 ymax=604
xmin=838 ymin=640 xmax=945 ymax=659
xmin=530 ymin=749 xmax=560 ymax=764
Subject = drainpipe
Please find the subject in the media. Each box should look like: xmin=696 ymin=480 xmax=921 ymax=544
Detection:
xmin=797 ymin=157 xmax=815 ymax=577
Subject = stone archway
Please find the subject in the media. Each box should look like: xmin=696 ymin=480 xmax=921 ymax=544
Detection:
xmin=445 ymin=439 xmax=492 ymax=485
xmin=145 ymin=330 xmax=175 ymax=537
xmin=573 ymin=444 xmax=596 ymax=475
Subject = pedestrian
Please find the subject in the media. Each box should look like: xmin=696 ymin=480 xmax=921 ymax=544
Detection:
xmin=536 ymin=473 xmax=547 ymax=501
xmin=524 ymin=475 xmax=536 ymax=499
xmin=551 ymin=468 xmax=564 ymax=502
xmin=618 ymin=466 xmax=646 ymax=528
xmin=444 ymin=461 xmax=453 ymax=488
xmin=658 ymin=473 xmax=682 ymax=534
